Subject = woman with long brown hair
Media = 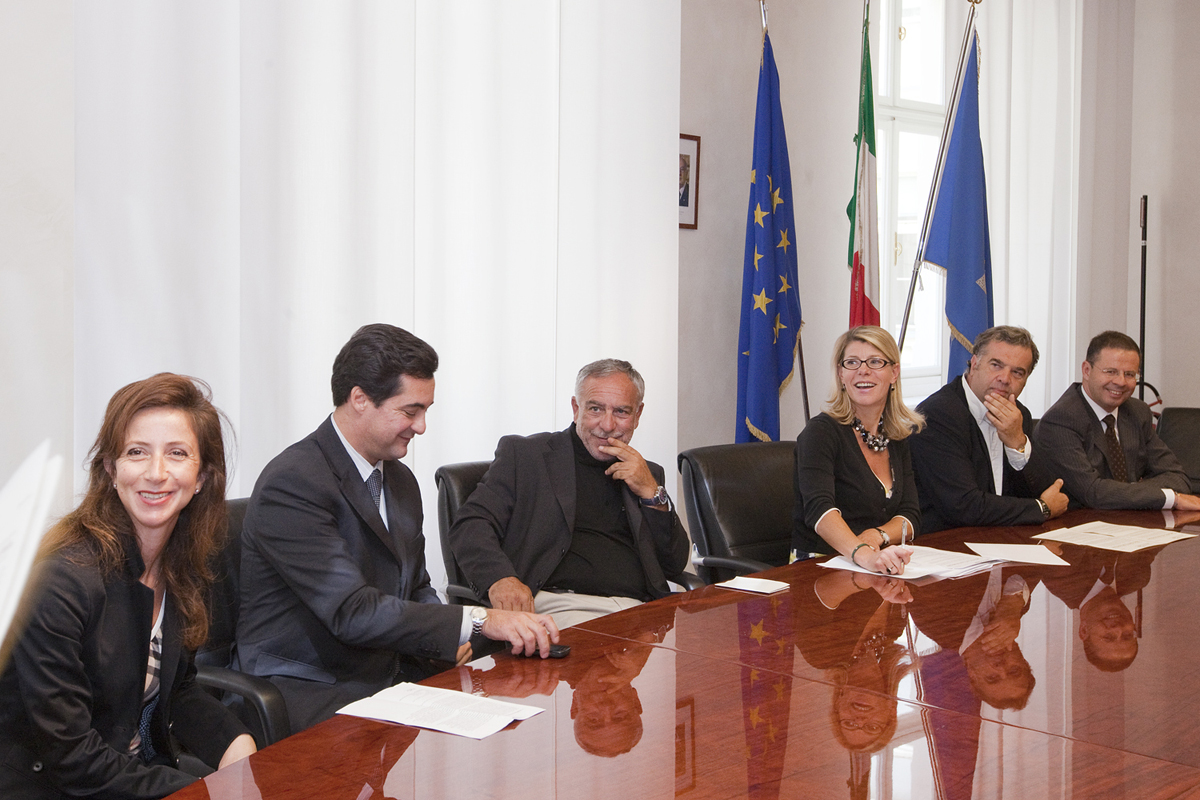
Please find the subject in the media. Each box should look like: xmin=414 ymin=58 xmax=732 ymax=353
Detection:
xmin=0 ymin=373 xmax=255 ymax=798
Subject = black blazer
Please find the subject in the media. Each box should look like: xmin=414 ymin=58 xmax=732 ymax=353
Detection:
xmin=446 ymin=427 xmax=689 ymax=602
xmin=236 ymin=416 xmax=462 ymax=731
xmin=910 ymin=377 xmax=1054 ymax=533
xmin=0 ymin=539 xmax=247 ymax=800
xmin=1035 ymin=384 xmax=1189 ymax=509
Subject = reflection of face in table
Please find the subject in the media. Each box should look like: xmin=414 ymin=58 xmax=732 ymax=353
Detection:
xmin=568 ymin=643 xmax=653 ymax=757
xmin=466 ymin=610 xmax=671 ymax=758
xmin=908 ymin=566 xmax=1040 ymax=710
xmin=796 ymin=572 xmax=917 ymax=754
xmin=1041 ymin=544 xmax=1162 ymax=673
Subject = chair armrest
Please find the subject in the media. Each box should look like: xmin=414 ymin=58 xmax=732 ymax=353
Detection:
xmin=669 ymin=572 xmax=706 ymax=591
xmin=195 ymin=665 xmax=291 ymax=746
xmin=446 ymin=583 xmax=484 ymax=605
xmin=692 ymin=555 xmax=774 ymax=576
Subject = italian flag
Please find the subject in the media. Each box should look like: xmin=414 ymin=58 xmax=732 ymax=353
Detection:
xmin=848 ymin=10 xmax=880 ymax=327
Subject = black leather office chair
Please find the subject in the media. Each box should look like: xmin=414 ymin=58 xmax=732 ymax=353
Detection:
xmin=1156 ymin=407 xmax=1200 ymax=493
xmin=195 ymin=498 xmax=291 ymax=746
xmin=677 ymin=441 xmax=795 ymax=584
xmin=434 ymin=460 xmax=493 ymax=604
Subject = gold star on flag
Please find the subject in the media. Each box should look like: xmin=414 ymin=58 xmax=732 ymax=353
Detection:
xmin=749 ymin=669 xmax=761 ymax=685
xmin=752 ymin=289 xmax=773 ymax=316
xmin=771 ymin=187 xmax=784 ymax=211
xmin=772 ymin=313 xmax=786 ymax=343
xmin=766 ymin=720 xmax=778 ymax=743
xmin=749 ymin=619 xmax=767 ymax=644
xmin=976 ymin=274 xmax=988 ymax=292
xmin=754 ymin=203 xmax=768 ymax=227
xmin=753 ymin=247 xmax=764 ymax=271
xmin=774 ymin=679 xmax=786 ymax=701
xmin=750 ymin=168 xmax=756 ymax=184
xmin=749 ymin=707 xmax=763 ymax=729
xmin=776 ymin=228 xmax=791 ymax=253
xmin=777 ymin=274 xmax=792 ymax=294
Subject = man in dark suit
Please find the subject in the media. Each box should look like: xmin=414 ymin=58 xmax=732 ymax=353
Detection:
xmin=447 ymin=359 xmax=690 ymax=629
xmin=236 ymin=324 xmax=559 ymax=731
xmin=910 ymin=325 xmax=1068 ymax=533
xmin=1036 ymin=330 xmax=1199 ymax=510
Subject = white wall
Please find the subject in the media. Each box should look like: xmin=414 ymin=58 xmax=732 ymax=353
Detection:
xmin=3 ymin=1 xmax=680 ymax=595
xmin=679 ymin=0 xmax=862 ymax=458
xmin=1130 ymin=0 xmax=1200 ymax=407
xmin=0 ymin=0 xmax=73 ymax=512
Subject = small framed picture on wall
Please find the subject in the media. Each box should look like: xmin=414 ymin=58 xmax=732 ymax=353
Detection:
xmin=679 ymin=134 xmax=700 ymax=229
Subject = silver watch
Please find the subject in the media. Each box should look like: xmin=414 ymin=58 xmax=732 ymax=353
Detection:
xmin=469 ymin=606 xmax=488 ymax=638
xmin=640 ymin=485 xmax=669 ymax=507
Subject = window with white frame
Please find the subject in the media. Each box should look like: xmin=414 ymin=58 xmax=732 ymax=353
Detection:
xmin=873 ymin=0 xmax=948 ymax=405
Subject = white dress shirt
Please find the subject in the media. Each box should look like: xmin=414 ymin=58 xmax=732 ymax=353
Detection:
xmin=960 ymin=376 xmax=1031 ymax=496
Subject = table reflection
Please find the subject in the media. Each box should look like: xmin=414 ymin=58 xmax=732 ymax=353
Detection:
xmin=173 ymin=511 xmax=1200 ymax=800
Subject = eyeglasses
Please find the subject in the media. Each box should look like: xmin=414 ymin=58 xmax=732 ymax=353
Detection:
xmin=1097 ymin=368 xmax=1140 ymax=381
xmin=840 ymin=357 xmax=893 ymax=371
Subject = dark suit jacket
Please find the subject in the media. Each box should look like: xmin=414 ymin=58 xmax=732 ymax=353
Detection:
xmin=236 ymin=417 xmax=462 ymax=731
xmin=0 ymin=539 xmax=247 ymax=800
xmin=911 ymin=377 xmax=1055 ymax=533
xmin=1035 ymin=384 xmax=1189 ymax=509
xmin=446 ymin=427 xmax=689 ymax=602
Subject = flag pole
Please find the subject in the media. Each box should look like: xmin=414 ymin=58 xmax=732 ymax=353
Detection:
xmin=897 ymin=0 xmax=979 ymax=352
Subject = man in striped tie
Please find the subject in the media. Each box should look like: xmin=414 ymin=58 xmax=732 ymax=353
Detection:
xmin=1036 ymin=330 xmax=1198 ymax=510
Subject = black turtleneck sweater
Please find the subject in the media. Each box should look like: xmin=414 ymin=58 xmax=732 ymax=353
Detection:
xmin=543 ymin=426 xmax=651 ymax=600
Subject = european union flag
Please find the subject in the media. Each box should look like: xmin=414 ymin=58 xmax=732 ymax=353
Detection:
xmin=922 ymin=30 xmax=992 ymax=380
xmin=736 ymin=33 xmax=802 ymax=443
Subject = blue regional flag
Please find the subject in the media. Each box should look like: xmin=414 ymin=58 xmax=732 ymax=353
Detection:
xmin=922 ymin=30 xmax=992 ymax=380
xmin=736 ymin=33 xmax=802 ymax=443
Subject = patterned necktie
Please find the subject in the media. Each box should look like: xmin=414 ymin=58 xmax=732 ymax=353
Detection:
xmin=1103 ymin=415 xmax=1129 ymax=482
xmin=366 ymin=468 xmax=383 ymax=509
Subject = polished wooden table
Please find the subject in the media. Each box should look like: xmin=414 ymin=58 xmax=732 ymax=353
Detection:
xmin=171 ymin=510 xmax=1200 ymax=799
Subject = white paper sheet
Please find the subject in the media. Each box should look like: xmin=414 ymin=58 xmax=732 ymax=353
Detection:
xmin=964 ymin=542 xmax=1070 ymax=566
xmin=337 ymin=682 xmax=543 ymax=739
xmin=818 ymin=545 xmax=992 ymax=581
xmin=716 ymin=576 xmax=790 ymax=594
xmin=1033 ymin=522 xmax=1195 ymax=552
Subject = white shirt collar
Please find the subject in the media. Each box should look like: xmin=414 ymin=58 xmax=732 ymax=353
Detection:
xmin=1081 ymin=385 xmax=1119 ymax=428
xmin=330 ymin=414 xmax=384 ymax=482
xmin=961 ymin=375 xmax=990 ymax=426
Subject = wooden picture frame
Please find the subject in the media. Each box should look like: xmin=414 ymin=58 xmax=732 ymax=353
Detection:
xmin=679 ymin=134 xmax=701 ymax=229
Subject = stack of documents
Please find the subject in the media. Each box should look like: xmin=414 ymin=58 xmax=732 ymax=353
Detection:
xmin=1034 ymin=521 xmax=1195 ymax=552
xmin=819 ymin=543 xmax=1067 ymax=581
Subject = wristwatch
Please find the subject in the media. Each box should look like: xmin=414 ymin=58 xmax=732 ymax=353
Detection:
xmin=1036 ymin=498 xmax=1052 ymax=520
xmin=469 ymin=606 xmax=488 ymax=638
xmin=640 ymin=485 xmax=669 ymax=507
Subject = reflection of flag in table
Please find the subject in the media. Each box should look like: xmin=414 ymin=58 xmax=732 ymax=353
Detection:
xmin=848 ymin=4 xmax=880 ymax=327
xmin=738 ymin=594 xmax=794 ymax=800
xmin=736 ymin=33 xmax=803 ymax=443
xmin=922 ymin=29 xmax=992 ymax=379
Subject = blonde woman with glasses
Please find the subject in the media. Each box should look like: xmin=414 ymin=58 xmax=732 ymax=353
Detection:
xmin=792 ymin=327 xmax=925 ymax=575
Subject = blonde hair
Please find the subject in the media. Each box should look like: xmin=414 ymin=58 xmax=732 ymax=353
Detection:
xmin=825 ymin=326 xmax=924 ymax=440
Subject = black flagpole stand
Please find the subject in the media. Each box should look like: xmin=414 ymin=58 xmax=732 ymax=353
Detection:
xmin=1139 ymin=194 xmax=1148 ymax=401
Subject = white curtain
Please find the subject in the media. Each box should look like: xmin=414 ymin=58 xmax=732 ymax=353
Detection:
xmin=64 ymin=0 xmax=681 ymax=591
xmin=954 ymin=0 xmax=1081 ymax=417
